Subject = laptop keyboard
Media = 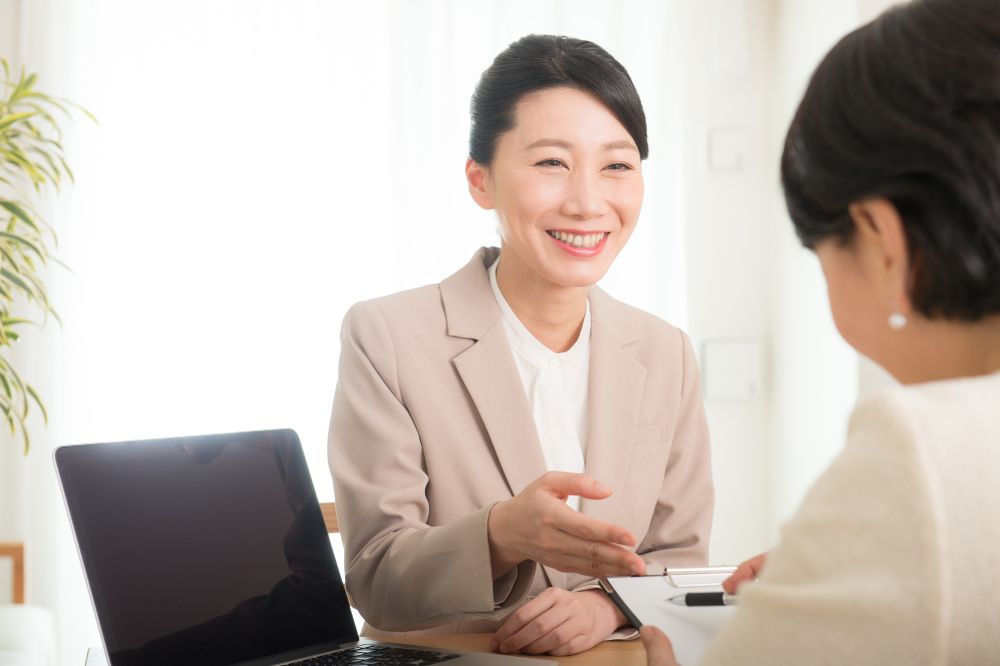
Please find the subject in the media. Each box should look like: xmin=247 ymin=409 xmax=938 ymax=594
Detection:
xmin=292 ymin=643 xmax=461 ymax=665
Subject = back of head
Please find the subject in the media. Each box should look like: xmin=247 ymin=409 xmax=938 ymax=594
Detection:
xmin=781 ymin=0 xmax=1000 ymax=321
xmin=469 ymin=34 xmax=649 ymax=165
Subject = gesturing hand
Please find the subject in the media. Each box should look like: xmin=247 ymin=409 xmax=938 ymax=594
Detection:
xmin=490 ymin=588 xmax=623 ymax=656
xmin=487 ymin=471 xmax=647 ymax=579
xmin=722 ymin=552 xmax=768 ymax=594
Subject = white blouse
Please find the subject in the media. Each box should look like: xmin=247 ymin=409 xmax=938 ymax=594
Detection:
xmin=488 ymin=258 xmax=589 ymax=511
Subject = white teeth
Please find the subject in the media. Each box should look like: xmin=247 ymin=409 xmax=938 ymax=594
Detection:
xmin=547 ymin=231 xmax=606 ymax=248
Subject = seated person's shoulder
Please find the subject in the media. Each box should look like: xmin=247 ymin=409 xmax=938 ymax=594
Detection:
xmin=342 ymin=284 xmax=445 ymax=336
xmin=597 ymin=292 xmax=690 ymax=357
xmin=850 ymin=372 xmax=1000 ymax=468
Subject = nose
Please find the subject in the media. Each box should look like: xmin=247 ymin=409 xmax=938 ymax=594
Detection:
xmin=561 ymin=170 xmax=609 ymax=220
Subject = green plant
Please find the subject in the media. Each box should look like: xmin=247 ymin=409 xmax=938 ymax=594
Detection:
xmin=0 ymin=59 xmax=91 ymax=453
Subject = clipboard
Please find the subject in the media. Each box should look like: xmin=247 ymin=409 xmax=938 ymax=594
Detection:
xmin=664 ymin=565 xmax=737 ymax=588
xmin=601 ymin=567 xmax=737 ymax=666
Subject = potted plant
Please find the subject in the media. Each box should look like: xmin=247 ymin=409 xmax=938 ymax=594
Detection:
xmin=0 ymin=59 xmax=90 ymax=452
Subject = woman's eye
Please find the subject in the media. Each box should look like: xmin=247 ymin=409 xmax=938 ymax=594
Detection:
xmin=605 ymin=162 xmax=633 ymax=171
xmin=534 ymin=159 xmax=566 ymax=168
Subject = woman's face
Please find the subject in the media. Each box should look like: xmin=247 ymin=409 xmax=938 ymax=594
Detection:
xmin=468 ymin=86 xmax=644 ymax=290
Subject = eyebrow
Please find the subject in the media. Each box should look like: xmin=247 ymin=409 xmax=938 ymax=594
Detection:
xmin=525 ymin=138 xmax=638 ymax=152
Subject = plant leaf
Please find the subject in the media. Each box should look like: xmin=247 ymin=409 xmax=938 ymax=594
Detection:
xmin=0 ymin=267 xmax=38 ymax=298
xmin=26 ymin=385 xmax=46 ymax=424
xmin=0 ymin=200 xmax=41 ymax=232
xmin=0 ymin=229 xmax=46 ymax=259
xmin=0 ymin=110 xmax=38 ymax=131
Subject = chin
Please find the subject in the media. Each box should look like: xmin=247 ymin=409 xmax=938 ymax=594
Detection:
xmin=549 ymin=268 xmax=608 ymax=289
xmin=545 ymin=255 xmax=616 ymax=287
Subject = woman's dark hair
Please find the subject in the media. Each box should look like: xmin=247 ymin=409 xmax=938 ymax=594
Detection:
xmin=469 ymin=34 xmax=648 ymax=165
xmin=781 ymin=0 xmax=1000 ymax=321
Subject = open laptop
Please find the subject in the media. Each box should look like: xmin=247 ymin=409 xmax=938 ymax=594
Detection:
xmin=56 ymin=429 xmax=550 ymax=666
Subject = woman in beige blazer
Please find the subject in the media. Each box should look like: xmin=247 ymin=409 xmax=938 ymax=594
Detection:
xmin=329 ymin=35 xmax=714 ymax=656
xmin=640 ymin=1 xmax=1000 ymax=663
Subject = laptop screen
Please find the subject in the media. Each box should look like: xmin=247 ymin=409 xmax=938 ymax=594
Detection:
xmin=56 ymin=429 xmax=359 ymax=666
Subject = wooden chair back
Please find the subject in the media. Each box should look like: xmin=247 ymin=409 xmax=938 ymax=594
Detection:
xmin=0 ymin=542 xmax=24 ymax=604
xmin=320 ymin=502 xmax=339 ymax=533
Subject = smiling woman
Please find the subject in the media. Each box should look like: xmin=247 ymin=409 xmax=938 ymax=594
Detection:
xmin=328 ymin=35 xmax=714 ymax=658
xmin=466 ymin=86 xmax=645 ymax=322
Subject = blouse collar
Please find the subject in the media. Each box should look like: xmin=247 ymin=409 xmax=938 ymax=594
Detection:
xmin=487 ymin=257 xmax=591 ymax=367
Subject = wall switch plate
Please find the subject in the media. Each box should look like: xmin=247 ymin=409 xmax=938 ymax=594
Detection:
xmin=707 ymin=127 xmax=750 ymax=172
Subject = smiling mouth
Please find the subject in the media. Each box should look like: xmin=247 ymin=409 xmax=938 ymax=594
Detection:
xmin=545 ymin=230 xmax=609 ymax=249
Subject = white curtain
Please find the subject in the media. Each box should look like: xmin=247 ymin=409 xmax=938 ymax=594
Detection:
xmin=6 ymin=2 xmax=687 ymax=663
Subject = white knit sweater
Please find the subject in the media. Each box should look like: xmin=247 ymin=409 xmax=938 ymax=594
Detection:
xmin=702 ymin=371 xmax=1000 ymax=665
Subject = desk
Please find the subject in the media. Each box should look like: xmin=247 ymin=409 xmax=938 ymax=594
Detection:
xmin=86 ymin=635 xmax=647 ymax=665
xmin=390 ymin=632 xmax=647 ymax=665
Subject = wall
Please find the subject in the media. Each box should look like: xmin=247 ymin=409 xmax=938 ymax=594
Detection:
xmin=763 ymin=0 xmax=900 ymax=539
xmin=684 ymin=0 xmax=900 ymax=560
xmin=763 ymin=0 xmax=861 ymax=539
xmin=678 ymin=0 xmax=773 ymax=563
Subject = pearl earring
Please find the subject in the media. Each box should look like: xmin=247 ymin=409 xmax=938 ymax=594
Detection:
xmin=888 ymin=312 xmax=907 ymax=330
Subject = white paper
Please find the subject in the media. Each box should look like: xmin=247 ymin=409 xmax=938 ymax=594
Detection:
xmin=608 ymin=576 xmax=735 ymax=666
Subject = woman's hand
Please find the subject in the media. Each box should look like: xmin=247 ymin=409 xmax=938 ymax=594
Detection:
xmin=722 ymin=552 xmax=768 ymax=594
xmin=639 ymin=625 xmax=679 ymax=666
xmin=490 ymin=588 xmax=624 ymax=656
xmin=487 ymin=471 xmax=646 ymax=579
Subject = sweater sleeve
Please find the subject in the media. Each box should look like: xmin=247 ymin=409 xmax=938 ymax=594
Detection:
xmin=701 ymin=391 xmax=947 ymax=666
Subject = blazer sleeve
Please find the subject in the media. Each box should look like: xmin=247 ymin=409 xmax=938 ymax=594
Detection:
xmin=328 ymin=301 xmax=534 ymax=632
xmin=700 ymin=392 xmax=945 ymax=666
xmin=634 ymin=330 xmax=714 ymax=571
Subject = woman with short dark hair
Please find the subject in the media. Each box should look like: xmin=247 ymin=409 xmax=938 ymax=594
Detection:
xmin=329 ymin=35 xmax=714 ymax=656
xmin=642 ymin=0 xmax=1000 ymax=663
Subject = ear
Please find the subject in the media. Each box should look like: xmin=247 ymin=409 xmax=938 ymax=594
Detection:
xmin=848 ymin=197 xmax=912 ymax=314
xmin=465 ymin=158 xmax=494 ymax=210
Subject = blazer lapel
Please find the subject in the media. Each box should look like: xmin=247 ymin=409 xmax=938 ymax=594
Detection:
xmin=443 ymin=248 xmax=548 ymax=498
xmin=580 ymin=288 xmax=646 ymax=526
xmin=452 ymin=324 xmax=548 ymax=497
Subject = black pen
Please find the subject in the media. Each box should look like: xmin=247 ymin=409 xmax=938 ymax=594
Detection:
xmin=667 ymin=592 xmax=737 ymax=607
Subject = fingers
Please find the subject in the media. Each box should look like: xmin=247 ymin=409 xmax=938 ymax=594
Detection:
xmin=547 ymin=633 xmax=596 ymax=657
xmin=520 ymin=617 xmax=578 ymax=655
xmin=558 ymin=507 xmax=637 ymax=547
xmin=542 ymin=529 xmax=645 ymax=577
xmin=518 ymin=473 xmax=643 ymax=577
xmin=558 ymin=548 xmax=646 ymax=578
xmin=491 ymin=591 xmax=558 ymax=648
xmin=492 ymin=589 xmax=599 ymax=657
xmin=538 ymin=471 xmax=613 ymax=501
xmin=640 ymin=625 xmax=679 ymax=666
xmin=500 ymin=602 xmax=575 ymax=654
xmin=722 ymin=552 xmax=767 ymax=594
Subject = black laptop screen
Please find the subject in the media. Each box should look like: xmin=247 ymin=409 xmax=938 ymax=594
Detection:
xmin=56 ymin=429 xmax=358 ymax=666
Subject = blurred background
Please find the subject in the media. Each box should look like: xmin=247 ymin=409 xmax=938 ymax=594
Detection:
xmin=0 ymin=0 xmax=899 ymax=663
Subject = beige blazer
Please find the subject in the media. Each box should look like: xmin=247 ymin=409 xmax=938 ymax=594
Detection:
xmin=702 ymin=371 xmax=1000 ymax=665
xmin=328 ymin=247 xmax=714 ymax=634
